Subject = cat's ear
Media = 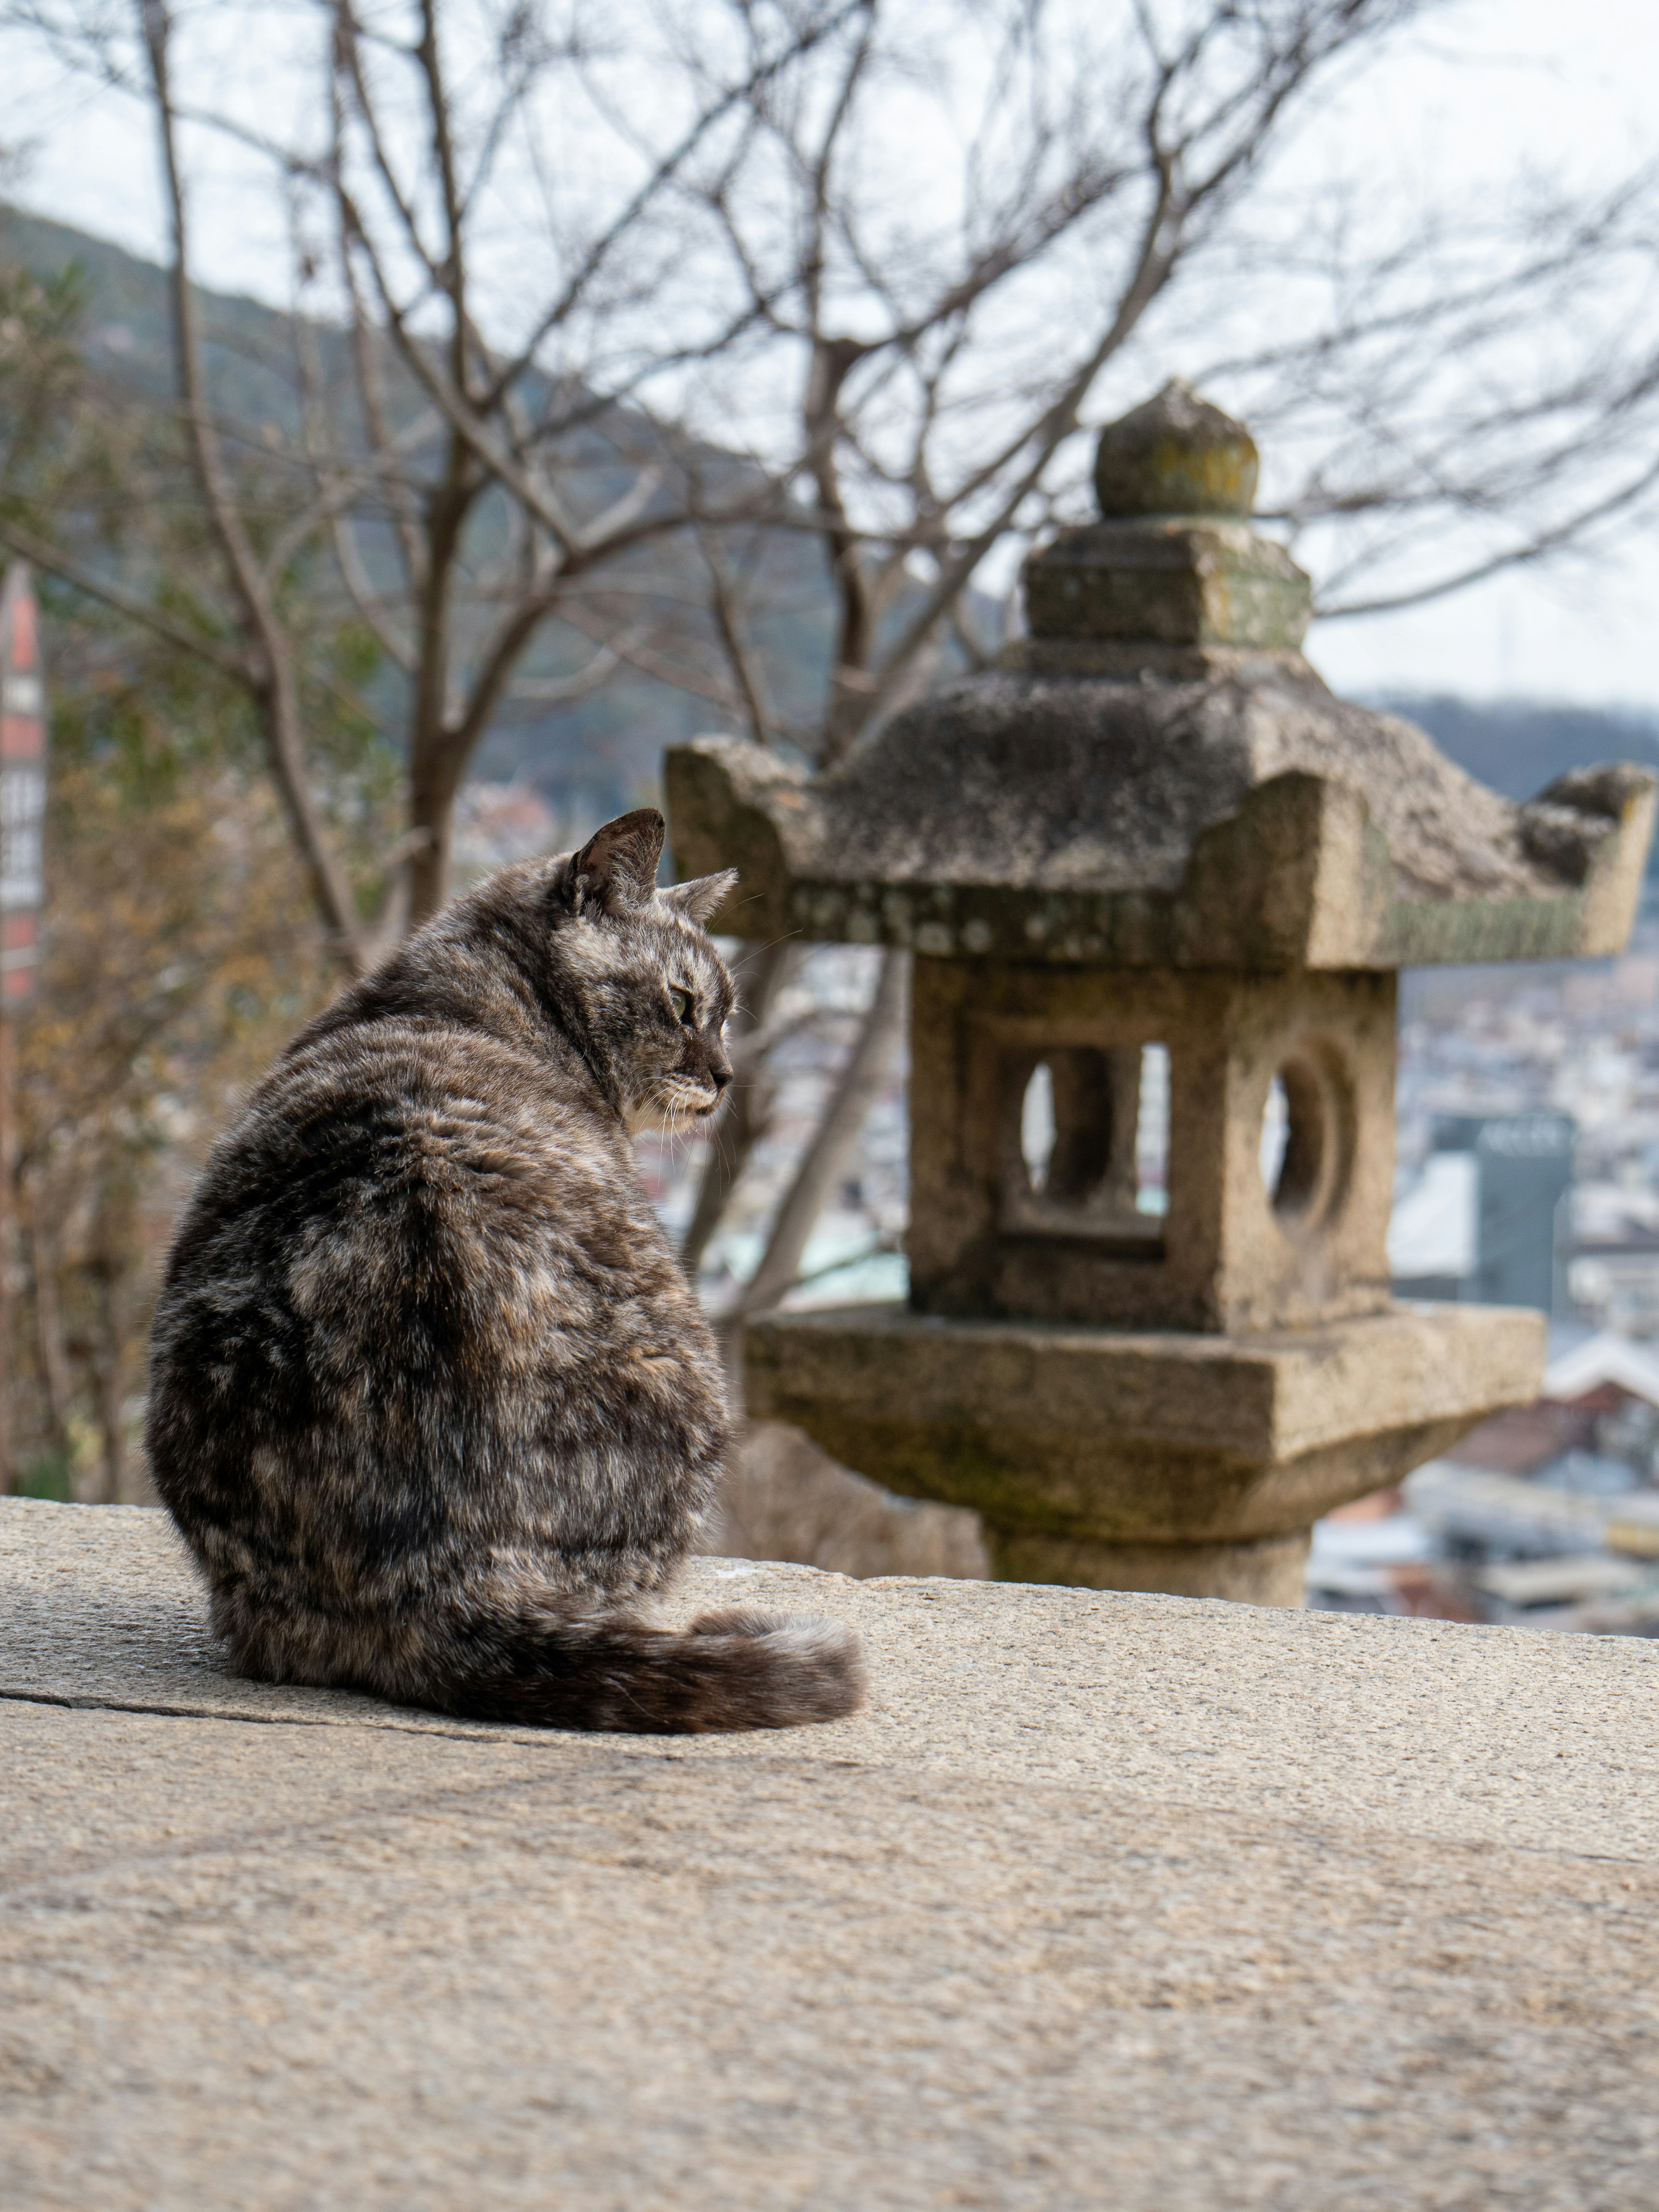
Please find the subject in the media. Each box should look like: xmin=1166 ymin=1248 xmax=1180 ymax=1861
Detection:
xmin=659 ymin=869 xmax=738 ymax=927
xmin=564 ymin=809 xmax=666 ymax=916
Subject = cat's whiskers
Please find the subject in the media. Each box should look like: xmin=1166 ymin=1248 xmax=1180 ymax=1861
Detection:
xmin=651 ymin=1073 xmax=721 ymax=1131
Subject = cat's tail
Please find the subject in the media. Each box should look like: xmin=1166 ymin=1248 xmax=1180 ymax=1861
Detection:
xmin=415 ymin=1601 xmax=866 ymax=1733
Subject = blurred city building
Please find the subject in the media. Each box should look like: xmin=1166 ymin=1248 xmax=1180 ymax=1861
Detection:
xmin=1309 ymin=1325 xmax=1659 ymax=1631
xmin=1390 ymin=1112 xmax=1574 ymax=1311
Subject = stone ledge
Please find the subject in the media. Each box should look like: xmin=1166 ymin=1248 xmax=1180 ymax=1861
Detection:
xmin=747 ymin=1300 xmax=1544 ymax=1461
xmin=5 ymin=1497 xmax=1659 ymax=2209
xmin=744 ymin=1301 xmax=1545 ymax=1565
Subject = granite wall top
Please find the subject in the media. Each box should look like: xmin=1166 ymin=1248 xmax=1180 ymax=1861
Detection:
xmin=4 ymin=1497 xmax=1658 ymax=2209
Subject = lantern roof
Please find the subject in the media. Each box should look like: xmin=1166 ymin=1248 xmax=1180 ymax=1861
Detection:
xmin=667 ymin=385 xmax=1654 ymax=969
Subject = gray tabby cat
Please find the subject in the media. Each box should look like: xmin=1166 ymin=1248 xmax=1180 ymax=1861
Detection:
xmin=145 ymin=808 xmax=864 ymax=1731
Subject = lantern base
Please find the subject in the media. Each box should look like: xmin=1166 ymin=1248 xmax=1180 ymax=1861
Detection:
xmin=743 ymin=1300 xmax=1545 ymax=1607
xmin=987 ymin=1529 xmax=1312 ymax=1607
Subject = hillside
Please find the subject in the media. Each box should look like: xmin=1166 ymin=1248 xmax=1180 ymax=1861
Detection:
xmin=1381 ymin=695 xmax=1659 ymax=808
xmin=5 ymin=206 xmax=1656 ymax=836
xmin=0 ymin=203 xmax=835 ymax=824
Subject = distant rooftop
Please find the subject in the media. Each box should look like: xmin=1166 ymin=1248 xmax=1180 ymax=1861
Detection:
xmin=1543 ymin=1327 xmax=1659 ymax=1408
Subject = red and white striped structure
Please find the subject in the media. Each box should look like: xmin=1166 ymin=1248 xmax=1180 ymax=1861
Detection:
xmin=0 ymin=564 xmax=46 ymax=1010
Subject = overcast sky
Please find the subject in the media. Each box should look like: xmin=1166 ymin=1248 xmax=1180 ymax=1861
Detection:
xmin=3 ymin=0 xmax=1656 ymax=712
xmin=1292 ymin=0 xmax=1659 ymax=711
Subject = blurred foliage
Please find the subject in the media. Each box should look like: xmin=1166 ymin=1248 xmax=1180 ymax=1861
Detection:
xmin=0 ymin=251 xmax=383 ymax=1494
xmin=7 ymin=591 xmax=334 ymax=1499
xmin=0 ymin=239 xmax=404 ymax=903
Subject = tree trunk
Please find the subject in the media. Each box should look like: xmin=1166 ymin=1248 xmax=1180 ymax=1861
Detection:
xmin=737 ymin=949 xmax=907 ymax=1319
xmin=25 ymin=1201 xmax=71 ymax=1457
xmin=89 ymin=1263 xmax=125 ymax=1504
xmin=406 ymin=751 xmax=464 ymax=929
xmin=403 ymin=448 xmax=478 ymax=930
xmin=680 ymin=940 xmax=800 ymax=1278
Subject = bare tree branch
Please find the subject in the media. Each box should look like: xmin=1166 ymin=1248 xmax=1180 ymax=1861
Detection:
xmin=0 ymin=516 xmax=253 ymax=680
xmin=140 ymin=0 xmax=367 ymax=968
xmin=734 ymin=950 xmax=907 ymax=1321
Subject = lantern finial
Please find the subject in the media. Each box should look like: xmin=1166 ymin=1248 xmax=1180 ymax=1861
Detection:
xmin=1093 ymin=378 xmax=1259 ymax=519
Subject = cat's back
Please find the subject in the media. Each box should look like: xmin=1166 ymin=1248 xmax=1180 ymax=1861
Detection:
xmin=153 ymin=998 xmax=691 ymax=1408
xmin=139 ymin=822 xmax=867 ymax=1732
xmin=178 ymin=1007 xmax=626 ymax=1258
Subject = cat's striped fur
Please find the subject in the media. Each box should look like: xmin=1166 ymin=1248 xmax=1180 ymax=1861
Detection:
xmin=146 ymin=809 xmax=864 ymax=1731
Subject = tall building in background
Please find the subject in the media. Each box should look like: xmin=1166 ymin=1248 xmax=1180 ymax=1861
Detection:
xmin=0 ymin=561 xmax=48 ymax=1493
xmin=1391 ymin=1113 xmax=1575 ymax=1312
xmin=0 ymin=564 xmax=45 ymax=1009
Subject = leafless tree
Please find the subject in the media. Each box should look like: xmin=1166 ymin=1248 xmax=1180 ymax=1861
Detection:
xmin=0 ymin=0 xmax=861 ymax=963
xmin=644 ymin=0 xmax=1654 ymax=1315
xmin=5 ymin=0 xmax=1659 ymax=1328
xmin=1218 ymin=164 xmax=1659 ymax=615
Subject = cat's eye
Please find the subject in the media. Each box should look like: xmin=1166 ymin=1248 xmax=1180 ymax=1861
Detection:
xmin=668 ymin=985 xmax=695 ymax=1026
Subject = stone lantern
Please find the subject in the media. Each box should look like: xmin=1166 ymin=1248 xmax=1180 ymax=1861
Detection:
xmin=667 ymin=382 xmax=1656 ymax=1604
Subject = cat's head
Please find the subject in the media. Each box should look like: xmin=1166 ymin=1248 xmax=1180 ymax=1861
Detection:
xmin=549 ymin=809 xmax=740 ymax=1134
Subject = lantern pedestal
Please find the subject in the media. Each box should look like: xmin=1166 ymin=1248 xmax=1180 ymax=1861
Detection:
xmin=745 ymin=1301 xmax=1545 ymax=1603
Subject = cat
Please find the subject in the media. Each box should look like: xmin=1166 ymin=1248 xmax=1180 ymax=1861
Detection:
xmin=145 ymin=808 xmax=864 ymax=1732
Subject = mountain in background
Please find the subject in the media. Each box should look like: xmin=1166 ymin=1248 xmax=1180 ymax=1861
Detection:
xmin=0 ymin=203 xmax=836 ymax=826
xmin=5 ymin=207 xmax=1656 ymax=839
xmin=1379 ymin=695 xmax=1659 ymax=809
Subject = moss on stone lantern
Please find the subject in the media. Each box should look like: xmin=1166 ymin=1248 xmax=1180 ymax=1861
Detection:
xmin=666 ymin=381 xmax=1657 ymax=1604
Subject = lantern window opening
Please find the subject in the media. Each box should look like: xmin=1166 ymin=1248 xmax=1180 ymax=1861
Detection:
xmin=1014 ymin=1047 xmax=1115 ymax=1207
xmin=1259 ymin=1045 xmax=1350 ymax=1235
xmin=1019 ymin=1059 xmax=1056 ymax=1195
xmin=1135 ymin=1042 xmax=1170 ymax=1219
xmin=1006 ymin=1041 xmax=1169 ymax=1246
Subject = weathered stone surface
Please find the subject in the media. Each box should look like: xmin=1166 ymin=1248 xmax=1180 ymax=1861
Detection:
xmin=6 ymin=1499 xmax=1659 ymax=2210
xmin=665 ymin=383 xmax=1653 ymax=969
xmin=907 ymin=959 xmax=1401 ymax=1333
xmin=994 ymin=1526 xmax=1316 ymax=1605
xmin=1022 ymin=517 xmax=1313 ymax=650
xmin=746 ymin=1301 xmax=1545 ymax=1587
xmin=1092 ymin=378 xmax=1262 ymax=518
xmin=667 ymin=690 xmax=1655 ymax=968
